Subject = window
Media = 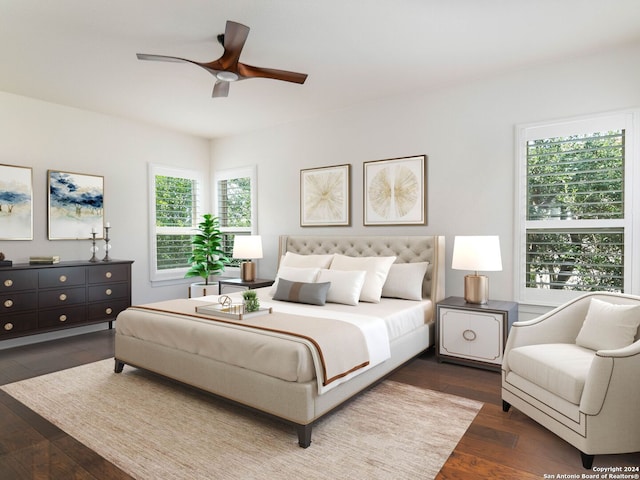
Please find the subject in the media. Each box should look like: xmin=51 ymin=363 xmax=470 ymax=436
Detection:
xmin=149 ymin=164 xmax=203 ymax=282
xmin=214 ymin=166 xmax=257 ymax=267
xmin=515 ymin=111 xmax=639 ymax=305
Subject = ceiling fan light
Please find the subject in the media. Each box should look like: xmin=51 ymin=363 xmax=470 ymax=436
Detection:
xmin=216 ymin=71 xmax=239 ymax=82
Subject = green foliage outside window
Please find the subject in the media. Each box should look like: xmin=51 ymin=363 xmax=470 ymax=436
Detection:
xmin=526 ymin=130 xmax=625 ymax=292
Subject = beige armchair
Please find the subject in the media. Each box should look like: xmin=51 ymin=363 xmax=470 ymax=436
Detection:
xmin=502 ymin=292 xmax=640 ymax=469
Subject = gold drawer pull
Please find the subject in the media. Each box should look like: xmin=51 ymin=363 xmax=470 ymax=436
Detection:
xmin=59 ymin=293 xmax=67 ymax=301
xmin=3 ymin=299 xmax=13 ymax=308
xmin=59 ymin=314 xmax=67 ymax=322
xmin=4 ymin=322 xmax=13 ymax=331
xmin=462 ymin=329 xmax=477 ymax=342
xmin=59 ymin=275 xmax=67 ymax=283
xmin=105 ymin=272 xmax=112 ymax=279
xmin=105 ymin=288 xmax=113 ymax=296
xmin=4 ymin=279 xmax=13 ymax=287
xmin=105 ymin=307 xmax=113 ymax=315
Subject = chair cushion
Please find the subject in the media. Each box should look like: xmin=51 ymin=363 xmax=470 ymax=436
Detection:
xmin=507 ymin=343 xmax=596 ymax=405
xmin=575 ymin=298 xmax=640 ymax=351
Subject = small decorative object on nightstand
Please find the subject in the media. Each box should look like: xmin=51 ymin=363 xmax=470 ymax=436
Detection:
xmin=436 ymin=296 xmax=518 ymax=371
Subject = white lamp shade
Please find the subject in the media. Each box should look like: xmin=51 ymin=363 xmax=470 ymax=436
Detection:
xmin=452 ymin=236 xmax=502 ymax=272
xmin=232 ymin=235 xmax=263 ymax=259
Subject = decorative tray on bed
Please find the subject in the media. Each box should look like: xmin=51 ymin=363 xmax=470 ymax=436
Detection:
xmin=195 ymin=295 xmax=273 ymax=321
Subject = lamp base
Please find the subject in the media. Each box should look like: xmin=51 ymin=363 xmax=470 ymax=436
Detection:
xmin=464 ymin=274 xmax=489 ymax=304
xmin=240 ymin=261 xmax=256 ymax=282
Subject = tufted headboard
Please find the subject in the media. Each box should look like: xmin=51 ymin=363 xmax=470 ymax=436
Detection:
xmin=278 ymin=235 xmax=445 ymax=304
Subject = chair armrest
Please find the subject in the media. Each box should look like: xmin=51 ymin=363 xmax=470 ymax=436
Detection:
xmin=580 ymin=340 xmax=640 ymax=415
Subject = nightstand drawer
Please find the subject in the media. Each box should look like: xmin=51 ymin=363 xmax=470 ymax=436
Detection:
xmin=436 ymin=296 xmax=518 ymax=371
xmin=439 ymin=308 xmax=503 ymax=364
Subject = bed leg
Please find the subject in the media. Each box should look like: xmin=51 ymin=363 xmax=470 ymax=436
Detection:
xmin=114 ymin=359 xmax=124 ymax=373
xmin=297 ymin=424 xmax=312 ymax=448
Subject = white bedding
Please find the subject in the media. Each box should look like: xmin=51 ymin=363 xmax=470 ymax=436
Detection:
xmin=116 ymin=287 xmax=432 ymax=394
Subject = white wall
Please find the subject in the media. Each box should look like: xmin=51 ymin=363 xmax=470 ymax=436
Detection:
xmin=211 ymin=43 xmax=640 ymax=311
xmin=0 ymin=92 xmax=211 ymax=306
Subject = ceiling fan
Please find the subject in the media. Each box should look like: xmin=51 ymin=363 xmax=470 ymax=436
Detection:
xmin=136 ymin=20 xmax=308 ymax=98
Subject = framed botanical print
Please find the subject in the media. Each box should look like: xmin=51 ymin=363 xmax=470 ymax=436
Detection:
xmin=0 ymin=164 xmax=33 ymax=240
xmin=48 ymin=170 xmax=104 ymax=240
xmin=363 ymin=155 xmax=427 ymax=226
xmin=300 ymin=164 xmax=351 ymax=227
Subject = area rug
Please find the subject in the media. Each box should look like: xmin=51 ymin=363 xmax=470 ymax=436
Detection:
xmin=2 ymin=359 xmax=482 ymax=480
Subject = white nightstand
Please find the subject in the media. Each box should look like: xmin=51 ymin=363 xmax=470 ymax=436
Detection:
xmin=436 ymin=296 xmax=518 ymax=371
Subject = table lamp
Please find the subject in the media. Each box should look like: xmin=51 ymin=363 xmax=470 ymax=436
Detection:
xmin=451 ymin=235 xmax=502 ymax=304
xmin=232 ymin=235 xmax=263 ymax=282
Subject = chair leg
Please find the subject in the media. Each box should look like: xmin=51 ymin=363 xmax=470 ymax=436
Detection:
xmin=580 ymin=451 xmax=594 ymax=469
xmin=502 ymin=400 xmax=511 ymax=412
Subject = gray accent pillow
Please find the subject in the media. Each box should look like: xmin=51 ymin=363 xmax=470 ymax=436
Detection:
xmin=273 ymin=278 xmax=330 ymax=306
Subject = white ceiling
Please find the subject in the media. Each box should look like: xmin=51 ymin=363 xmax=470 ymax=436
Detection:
xmin=2 ymin=0 xmax=640 ymax=139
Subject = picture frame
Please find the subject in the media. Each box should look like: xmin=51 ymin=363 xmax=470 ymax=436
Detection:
xmin=48 ymin=170 xmax=104 ymax=240
xmin=0 ymin=164 xmax=33 ymax=240
xmin=300 ymin=164 xmax=351 ymax=227
xmin=363 ymin=155 xmax=427 ymax=226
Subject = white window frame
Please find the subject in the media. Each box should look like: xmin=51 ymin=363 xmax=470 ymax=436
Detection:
xmin=148 ymin=163 xmax=204 ymax=283
xmin=514 ymin=110 xmax=640 ymax=306
xmin=214 ymin=165 xmax=258 ymax=275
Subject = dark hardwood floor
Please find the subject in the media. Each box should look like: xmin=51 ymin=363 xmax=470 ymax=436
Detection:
xmin=1 ymin=330 xmax=638 ymax=479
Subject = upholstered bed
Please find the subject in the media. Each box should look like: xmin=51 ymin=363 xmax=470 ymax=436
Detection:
xmin=114 ymin=235 xmax=445 ymax=447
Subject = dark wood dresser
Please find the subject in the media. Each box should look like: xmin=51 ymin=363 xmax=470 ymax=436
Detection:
xmin=0 ymin=260 xmax=133 ymax=340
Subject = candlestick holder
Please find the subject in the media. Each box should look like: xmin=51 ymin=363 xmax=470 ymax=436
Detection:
xmin=89 ymin=232 xmax=99 ymax=262
xmin=102 ymin=226 xmax=112 ymax=262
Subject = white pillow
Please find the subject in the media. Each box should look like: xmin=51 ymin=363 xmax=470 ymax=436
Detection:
xmin=330 ymin=255 xmax=396 ymax=303
xmin=270 ymin=266 xmax=321 ymax=295
xmin=316 ymin=269 xmax=367 ymax=306
xmin=280 ymin=252 xmax=334 ymax=269
xmin=575 ymin=298 xmax=640 ymax=351
xmin=381 ymin=262 xmax=429 ymax=301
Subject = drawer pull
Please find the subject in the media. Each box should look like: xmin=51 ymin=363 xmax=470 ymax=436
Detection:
xmin=105 ymin=307 xmax=113 ymax=315
xmin=59 ymin=314 xmax=67 ymax=322
xmin=59 ymin=275 xmax=67 ymax=283
xmin=3 ymin=322 xmax=13 ymax=331
xmin=3 ymin=299 xmax=13 ymax=308
xmin=105 ymin=272 xmax=112 ymax=279
xmin=4 ymin=279 xmax=13 ymax=287
xmin=462 ymin=329 xmax=477 ymax=342
xmin=59 ymin=293 xmax=67 ymax=301
xmin=105 ymin=288 xmax=113 ymax=296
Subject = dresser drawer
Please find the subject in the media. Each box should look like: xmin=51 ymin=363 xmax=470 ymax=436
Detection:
xmin=1 ymin=312 xmax=38 ymax=336
xmin=38 ymin=305 xmax=87 ymax=328
xmin=1 ymin=292 xmax=38 ymax=314
xmin=88 ymin=299 xmax=130 ymax=321
xmin=88 ymin=264 xmax=129 ymax=284
xmin=39 ymin=267 xmax=86 ymax=288
xmin=88 ymin=282 xmax=129 ymax=302
xmin=38 ymin=287 xmax=86 ymax=308
xmin=0 ymin=270 xmax=37 ymax=293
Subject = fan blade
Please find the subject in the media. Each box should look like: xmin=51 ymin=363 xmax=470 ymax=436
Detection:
xmin=238 ymin=64 xmax=308 ymax=84
xmin=212 ymin=80 xmax=230 ymax=98
xmin=136 ymin=53 xmax=191 ymax=64
xmin=216 ymin=21 xmax=250 ymax=70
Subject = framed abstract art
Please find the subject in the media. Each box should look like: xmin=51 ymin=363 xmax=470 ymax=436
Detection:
xmin=300 ymin=164 xmax=351 ymax=227
xmin=363 ymin=155 xmax=427 ymax=226
xmin=48 ymin=170 xmax=104 ymax=240
xmin=0 ymin=164 xmax=33 ymax=240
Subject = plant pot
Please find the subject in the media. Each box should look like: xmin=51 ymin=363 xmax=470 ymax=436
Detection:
xmin=189 ymin=282 xmax=216 ymax=298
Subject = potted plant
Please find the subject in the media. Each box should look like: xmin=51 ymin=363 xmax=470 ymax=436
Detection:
xmin=241 ymin=289 xmax=260 ymax=312
xmin=185 ymin=214 xmax=228 ymax=294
